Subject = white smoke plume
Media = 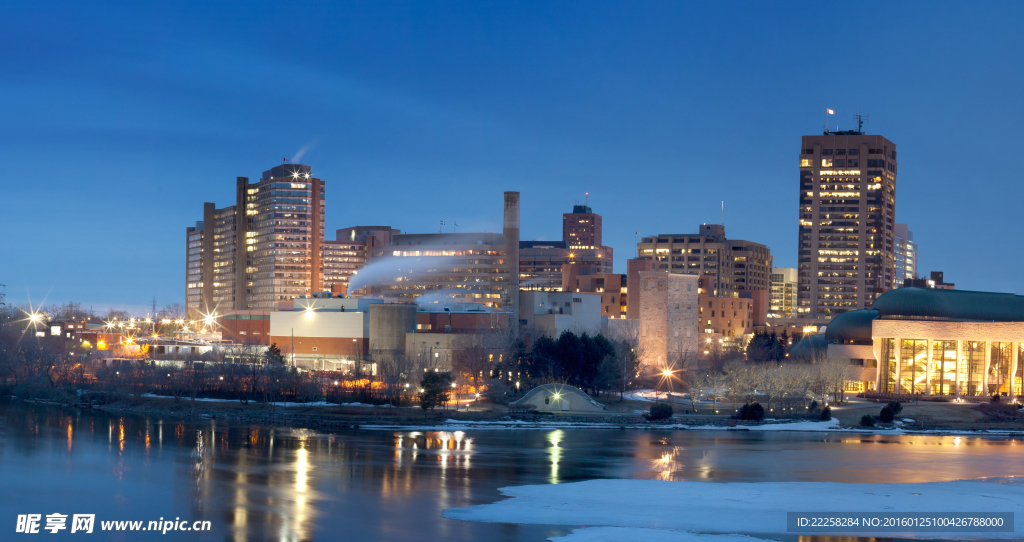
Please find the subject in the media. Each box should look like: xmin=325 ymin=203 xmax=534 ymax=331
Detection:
xmin=348 ymin=256 xmax=453 ymax=294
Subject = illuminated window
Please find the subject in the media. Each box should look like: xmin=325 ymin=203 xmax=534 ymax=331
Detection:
xmin=821 ymin=158 xmax=833 ymax=167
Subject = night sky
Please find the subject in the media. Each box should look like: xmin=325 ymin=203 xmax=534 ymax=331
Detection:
xmin=3 ymin=1 xmax=1023 ymax=312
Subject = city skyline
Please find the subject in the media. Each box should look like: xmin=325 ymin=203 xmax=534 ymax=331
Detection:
xmin=4 ymin=1 xmax=1024 ymax=310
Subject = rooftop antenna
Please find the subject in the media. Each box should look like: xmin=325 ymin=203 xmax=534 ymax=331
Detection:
xmin=585 ymin=192 xmax=589 ymax=207
xmin=853 ymin=113 xmax=869 ymax=134
xmin=721 ymin=200 xmax=724 ymax=227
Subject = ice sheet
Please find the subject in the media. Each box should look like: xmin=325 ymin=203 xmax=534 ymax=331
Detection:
xmin=445 ymin=478 xmax=1024 ymax=539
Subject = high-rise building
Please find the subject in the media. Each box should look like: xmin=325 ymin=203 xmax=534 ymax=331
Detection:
xmin=798 ymin=129 xmax=897 ymax=318
xmin=519 ymin=204 xmax=613 ymax=292
xmin=185 ymin=221 xmax=205 ymax=312
xmin=894 ymin=223 xmax=917 ymax=285
xmin=186 ymin=163 xmax=325 ymax=314
xmin=185 ymin=203 xmax=239 ymax=315
xmin=769 ymin=267 xmax=798 ymax=318
xmin=635 ymin=224 xmax=772 ymax=296
xmin=563 ymin=204 xmax=602 ymax=249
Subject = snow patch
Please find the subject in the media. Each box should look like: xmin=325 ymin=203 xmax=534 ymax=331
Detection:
xmin=549 ymin=527 xmax=767 ymax=542
xmin=445 ymin=478 xmax=1024 ymax=539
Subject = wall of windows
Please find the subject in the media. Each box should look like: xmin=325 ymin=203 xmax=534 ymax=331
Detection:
xmin=1017 ymin=344 xmax=1024 ymax=398
xmin=989 ymin=342 xmax=1013 ymax=396
xmin=899 ymin=339 xmax=927 ymax=394
xmin=929 ymin=341 xmax=957 ymax=396
xmin=880 ymin=338 xmax=896 ymax=393
xmin=960 ymin=341 xmax=986 ymax=397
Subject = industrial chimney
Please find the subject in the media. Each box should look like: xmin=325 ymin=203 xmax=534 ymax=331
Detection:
xmin=504 ymin=191 xmax=520 ymax=331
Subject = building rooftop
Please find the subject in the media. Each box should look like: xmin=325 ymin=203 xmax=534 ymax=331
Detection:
xmin=873 ymin=287 xmax=1024 ymax=322
xmin=520 ymin=240 xmax=568 ymax=249
xmin=823 ymin=309 xmax=878 ymax=344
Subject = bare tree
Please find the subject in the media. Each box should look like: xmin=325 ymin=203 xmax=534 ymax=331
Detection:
xmin=161 ymin=303 xmax=186 ymax=320
xmin=722 ymin=359 xmax=752 ymax=411
xmin=752 ymin=364 xmax=787 ymax=412
xmin=680 ymin=369 xmax=706 ymax=413
xmin=706 ymin=373 xmax=729 ymax=413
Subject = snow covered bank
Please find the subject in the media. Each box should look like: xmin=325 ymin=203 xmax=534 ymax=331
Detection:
xmin=362 ymin=418 xmax=843 ymax=432
xmin=140 ymin=393 xmax=337 ymax=407
xmin=445 ymin=478 xmax=1024 ymax=539
xmin=549 ymin=527 xmax=767 ymax=542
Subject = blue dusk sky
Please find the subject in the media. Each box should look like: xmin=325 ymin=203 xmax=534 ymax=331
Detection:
xmin=2 ymin=1 xmax=1023 ymax=313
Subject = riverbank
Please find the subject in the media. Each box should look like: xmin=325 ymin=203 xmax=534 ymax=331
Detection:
xmin=31 ymin=395 xmax=1013 ymax=436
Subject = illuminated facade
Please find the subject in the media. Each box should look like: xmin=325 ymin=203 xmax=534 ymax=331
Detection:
xmin=798 ymin=131 xmax=898 ymax=318
xmin=770 ymin=267 xmax=798 ymax=318
xmin=636 ymin=224 xmax=772 ymax=296
xmin=186 ymin=164 xmax=325 ymax=314
xmin=804 ymin=287 xmax=1023 ymax=397
xmin=563 ymin=204 xmax=602 ymax=249
xmin=519 ymin=204 xmax=613 ymax=292
xmin=322 ymin=226 xmax=398 ymax=296
xmin=894 ymin=223 xmax=917 ymax=285
xmin=871 ymin=288 xmax=1023 ymax=397
xmin=185 ymin=221 xmax=205 ymax=313
xmin=365 ymin=192 xmax=520 ymax=325
xmin=637 ymin=271 xmax=699 ymax=368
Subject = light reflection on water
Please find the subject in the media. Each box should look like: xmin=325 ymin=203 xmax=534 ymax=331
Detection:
xmin=2 ymin=403 xmax=1024 ymax=542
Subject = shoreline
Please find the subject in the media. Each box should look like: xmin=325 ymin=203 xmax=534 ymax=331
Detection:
xmin=9 ymin=397 xmax=1024 ymax=438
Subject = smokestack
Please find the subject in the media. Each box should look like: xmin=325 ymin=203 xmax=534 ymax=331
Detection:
xmin=504 ymin=191 xmax=520 ymax=332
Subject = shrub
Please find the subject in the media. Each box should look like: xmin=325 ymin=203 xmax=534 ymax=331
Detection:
xmin=860 ymin=414 xmax=875 ymax=427
xmin=809 ymin=400 xmax=819 ymax=411
xmin=820 ymin=406 xmax=832 ymax=421
xmin=645 ymin=402 xmax=673 ymax=421
xmin=739 ymin=402 xmax=765 ymax=421
xmin=484 ymin=379 xmax=514 ymax=405
xmin=991 ymin=394 xmax=1001 ymax=404
xmin=886 ymin=401 xmax=903 ymax=416
xmin=879 ymin=405 xmax=895 ymax=423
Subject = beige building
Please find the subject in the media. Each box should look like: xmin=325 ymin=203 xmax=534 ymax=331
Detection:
xmin=322 ymin=226 xmax=398 ymax=296
xmin=186 ymin=164 xmax=325 ymax=314
xmin=636 ymin=224 xmax=772 ymax=296
xmin=362 ymin=192 xmax=520 ymax=325
xmin=770 ymin=267 xmax=798 ymax=318
xmin=802 ymin=287 xmax=1024 ymax=397
xmin=637 ymin=271 xmax=699 ymax=369
xmin=798 ymin=130 xmax=897 ymax=318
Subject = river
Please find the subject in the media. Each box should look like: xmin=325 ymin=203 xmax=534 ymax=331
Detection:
xmin=2 ymin=401 xmax=1022 ymax=541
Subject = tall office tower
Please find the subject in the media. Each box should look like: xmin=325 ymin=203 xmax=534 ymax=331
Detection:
xmin=563 ymin=204 xmax=602 ymax=249
xmin=635 ymin=224 xmax=772 ymax=296
xmin=520 ymin=204 xmax=613 ymax=292
xmin=185 ymin=203 xmax=238 ymax=315
xmin=185 ymin=221 xmax=205 ymax=313
xmin=186 ymin=163 xmax=325 ymax=313
xmin=894 ymin=223 xmax=917 ymax=285
xmin=797 ymin=128 xmax=897 ymax=318
xmin=769 ymin=267 xmax=798 ymax=318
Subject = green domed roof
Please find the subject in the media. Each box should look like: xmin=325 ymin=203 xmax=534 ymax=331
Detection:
xmin=872 ymin=287 xmax=1024 ymax=322
xmin=788 ymin=334 xmax=829 ymax=361
xmin=824 ymin=309 xmax=878 ymax=344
